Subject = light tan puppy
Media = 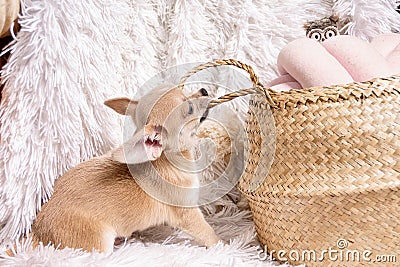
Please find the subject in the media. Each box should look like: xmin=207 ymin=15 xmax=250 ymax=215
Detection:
xmin=30 ymin=85 xmax=220 ymax=253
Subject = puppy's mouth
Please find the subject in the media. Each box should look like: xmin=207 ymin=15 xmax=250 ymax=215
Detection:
xmin=144 ymin=132 xmax=163 ymax=160
xmin=145 ymin=134 xmax=162 ymax=148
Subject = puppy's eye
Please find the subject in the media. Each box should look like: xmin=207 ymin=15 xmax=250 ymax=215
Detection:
xmin=188 ymin=102 xmax=193 ymax=115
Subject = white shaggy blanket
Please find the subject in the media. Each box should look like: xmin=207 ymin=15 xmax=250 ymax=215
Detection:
xmin=0 ymin=190 xmax=293 ymax=266
xmin=1 ymin=0 xmax=399 ymax=266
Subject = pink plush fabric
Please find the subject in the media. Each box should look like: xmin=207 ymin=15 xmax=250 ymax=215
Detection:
xmin=268 ymin=34 xmax=400 ymax=91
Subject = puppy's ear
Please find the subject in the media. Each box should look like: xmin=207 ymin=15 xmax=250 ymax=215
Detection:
xmin=104 ymin=97 xmax=138 ymax=116
xmin=111 ymin=125 xmax=165 ymax=164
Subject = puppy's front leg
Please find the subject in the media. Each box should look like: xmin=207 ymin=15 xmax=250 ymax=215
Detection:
xmin=171 ymin=207 xmax=220 ymax=248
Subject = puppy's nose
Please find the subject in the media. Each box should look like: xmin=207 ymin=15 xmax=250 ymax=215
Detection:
xmin=200 ymin=88 xmax=208 ymax=96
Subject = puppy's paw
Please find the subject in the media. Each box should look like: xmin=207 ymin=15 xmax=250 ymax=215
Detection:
xmin=205 ymin=235 xmax=223 ymax=248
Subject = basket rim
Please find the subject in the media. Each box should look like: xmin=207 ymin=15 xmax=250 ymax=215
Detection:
xmin=265 ymin=75 xmax=400 ymax=108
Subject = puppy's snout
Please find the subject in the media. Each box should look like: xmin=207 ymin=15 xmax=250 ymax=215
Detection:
xmin=200 ymin=88 xmax=208 ymax=96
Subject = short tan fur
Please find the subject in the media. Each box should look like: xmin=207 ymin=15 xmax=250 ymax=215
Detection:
xmin=30 ymin=85 xmax=220 ymax=253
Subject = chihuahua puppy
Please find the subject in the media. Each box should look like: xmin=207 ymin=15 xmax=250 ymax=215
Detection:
xmin=30 ymin=85 xmax=220 ymax=253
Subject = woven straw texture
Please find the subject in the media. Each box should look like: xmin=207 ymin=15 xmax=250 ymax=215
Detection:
xmin=180 ymin=59 xmax=400 ymax=266
xmin=239 ymin=77 xmax=400 ymax=266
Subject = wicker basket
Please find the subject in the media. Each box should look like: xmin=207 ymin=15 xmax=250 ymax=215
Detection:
xmin=180 ymin=59 xmax=400 ymax=266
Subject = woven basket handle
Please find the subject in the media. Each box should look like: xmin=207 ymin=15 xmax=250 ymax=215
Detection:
xmin=177 ymin=59 xmax=277 ymax=108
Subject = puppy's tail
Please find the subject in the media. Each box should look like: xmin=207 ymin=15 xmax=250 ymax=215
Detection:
xmin=4 ymin=248 xmax=14 ymax=257
xmin=1 ymin=242 xmax=17 ymax=258
xmin=2 ymin=234 xmax=38 ymax=257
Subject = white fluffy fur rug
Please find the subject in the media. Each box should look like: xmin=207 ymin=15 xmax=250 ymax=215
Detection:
xmin=1 ymin=0 xmax=399 ymax=266
xmin=0 ymin=190 xmax=293 ymax=267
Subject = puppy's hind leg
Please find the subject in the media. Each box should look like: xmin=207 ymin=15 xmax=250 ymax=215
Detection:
xmin=75 ymin=222 xmax=116 ymax=253
xmin=171 ymin=208 xmax=220 ymax=248
xmin=48 ymin=217 xmax=116 ymax=253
